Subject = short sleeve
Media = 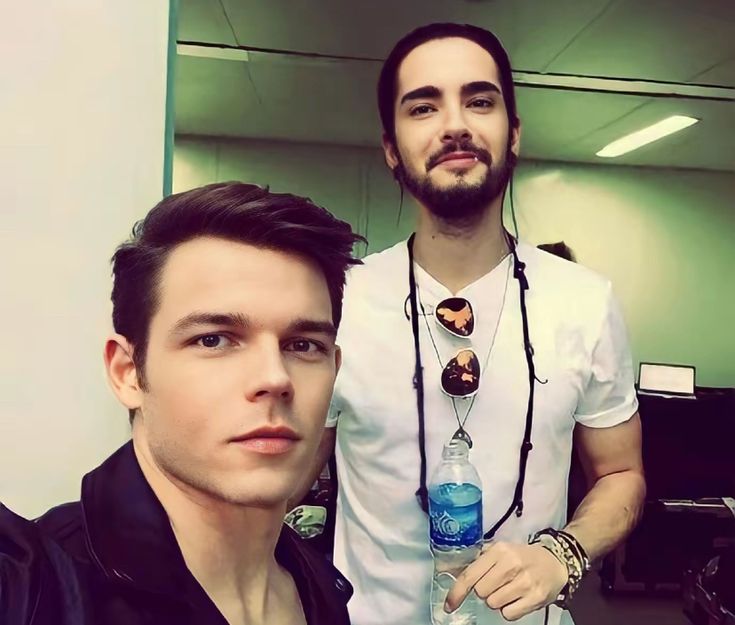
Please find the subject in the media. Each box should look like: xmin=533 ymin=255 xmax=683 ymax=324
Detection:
xmin=574 ymin=283 xmax=638 ymax=428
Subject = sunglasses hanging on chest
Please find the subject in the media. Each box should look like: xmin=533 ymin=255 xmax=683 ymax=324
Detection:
xmin=419 ymin=269 xmax=510 ymax=404
xmin=436 ymin=298 xmax=475 ymax=337
xmin=434 ymin=298 xmax=482 ymax=398
xmin=407 ymin=233 xmax=541 ymax=540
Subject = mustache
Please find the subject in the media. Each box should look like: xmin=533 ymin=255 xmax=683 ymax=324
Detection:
xmin=426 ymin=140 xmax=492 ymax=170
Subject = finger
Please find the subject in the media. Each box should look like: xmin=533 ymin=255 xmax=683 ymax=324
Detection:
xmin=501 ymin=594 xmax=546 ymax=622
xmin=472 ymin=560 xmax=520 ymax=600
xmin=471 ymin=544 xmax=524 ymax=601
xmin=444 ymin=545 xmax=500 ymax=613
xmin=481 ymin=577 xmax=525 ymax=611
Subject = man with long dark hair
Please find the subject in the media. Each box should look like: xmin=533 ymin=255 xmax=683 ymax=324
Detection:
xmin=298 ymin=23 xmax=645 ymax=625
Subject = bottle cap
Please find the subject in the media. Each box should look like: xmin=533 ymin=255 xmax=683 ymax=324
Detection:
xmin=443 ymin=438 xmax=470 ymax=459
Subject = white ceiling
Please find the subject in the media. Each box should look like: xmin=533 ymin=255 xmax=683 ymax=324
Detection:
xmin=176 ymin=0 xmax=735 ymax=171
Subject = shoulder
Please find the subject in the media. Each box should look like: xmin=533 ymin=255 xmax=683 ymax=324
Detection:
xmin=1 ymin=499 xmax=36 ymax=540
xmin=1 ymin=501 xmax=86 ymax=619
xmin=35 ymin=502 xmax=87 ymax=555
xmin=0 ymin=504 xmax=45 ymax=623
xmin=520 ymin=243 xmax=614 ymax=322
xmin=1 ymin=501 xmax=95 ymax=624
xmin=0 ymin=502 xmax=43 ymax=571
xmin=344 ymin=239 xmax=407 ymax=293
xmin=339 ymin=239 xmax=409 ymax=332
xmin=521 ymin=243 xmax=611 ymax=294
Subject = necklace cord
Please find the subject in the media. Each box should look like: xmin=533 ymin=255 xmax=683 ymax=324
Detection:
xmin=484 ymin=240 xmax=536 ymax=540
xmin=407 ymin=233 xmax=430 ymax=513
xmin=406 ymin=233 xmax=538 ymax=533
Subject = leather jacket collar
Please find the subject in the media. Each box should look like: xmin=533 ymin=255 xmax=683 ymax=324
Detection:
xmin=81 ymin=442 xmax=196 ymax=599
xmin=78 ymin=441 xmax=352 ymax=622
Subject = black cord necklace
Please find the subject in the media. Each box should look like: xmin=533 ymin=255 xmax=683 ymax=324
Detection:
xmin=407 ymin=232 xmax=540 ymax=540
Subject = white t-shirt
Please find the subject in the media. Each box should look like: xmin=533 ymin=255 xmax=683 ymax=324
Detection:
xmin=328 ymin=239 xmax=638 ymax=625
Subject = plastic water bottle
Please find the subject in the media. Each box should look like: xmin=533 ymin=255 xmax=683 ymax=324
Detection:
xmin=428 ymin=438 xmax=483 ymax=625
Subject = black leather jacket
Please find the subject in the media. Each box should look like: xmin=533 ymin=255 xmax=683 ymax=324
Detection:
xmin=0 ymin=442 xmax=352 ymax=624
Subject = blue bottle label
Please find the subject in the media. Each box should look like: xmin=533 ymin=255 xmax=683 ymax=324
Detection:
xmin=428 ymin=483 xmax=482 ymax=547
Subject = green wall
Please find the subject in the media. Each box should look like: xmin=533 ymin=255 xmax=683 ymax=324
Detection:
xmin=174 ymin=135 xmax=735 ymax=388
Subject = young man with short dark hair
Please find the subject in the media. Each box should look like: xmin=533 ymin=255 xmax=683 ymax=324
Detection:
xmin=0 ymin=182 xmax=362 ymax=625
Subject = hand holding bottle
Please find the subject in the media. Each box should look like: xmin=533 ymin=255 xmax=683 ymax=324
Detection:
xmin=444 ymin=540 xmax=567 ymax=621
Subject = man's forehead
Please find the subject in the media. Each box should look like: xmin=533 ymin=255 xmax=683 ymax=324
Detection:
xmin=159 ymin=238 xmax=260 ymax=290
xmin=162 ymin=237 xmax=303 ymax=279
xmin=397 ymin=37 xmax=502 ymax=95
xmin=154 ymin=238 xmax=331 ymax=323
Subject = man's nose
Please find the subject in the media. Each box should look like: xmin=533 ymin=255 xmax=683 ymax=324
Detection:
xmin=441 ymin=106 xmax=472 ymax=144
xmin=244 ymin=341 xmax=294 ymax=402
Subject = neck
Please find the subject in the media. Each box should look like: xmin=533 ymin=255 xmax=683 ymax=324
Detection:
xmin=132 ymin=434 xmax=292 ymax=624
xmin=413 ymin=195 xmax=510 ymax=294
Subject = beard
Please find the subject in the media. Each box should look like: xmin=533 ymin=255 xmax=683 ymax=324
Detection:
xmin=395 ymin=138 xmax=516 ymax=225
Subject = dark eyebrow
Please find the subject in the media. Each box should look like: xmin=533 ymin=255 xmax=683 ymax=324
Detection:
xmin=287 ymin=319 xmax=338 ymax=340
xmin=461 ymin=81 xmax=502 ymax=98
xmin=400 ymin=82 xmax=501 ymax=107
xmin=170 ymin=313 xmax=337 ymax=341
xmin=400 ymin=85 xmax=441 ymax=106
xmin=170 ymin=312 xmax=250 ymax=336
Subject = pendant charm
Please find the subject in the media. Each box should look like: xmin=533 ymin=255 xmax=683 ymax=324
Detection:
xmin=452 ymin=428 xmax=473 ymax=448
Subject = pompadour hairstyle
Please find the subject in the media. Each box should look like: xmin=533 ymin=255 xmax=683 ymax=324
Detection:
xmin=111 ymin=182 xmax=364 ymax=388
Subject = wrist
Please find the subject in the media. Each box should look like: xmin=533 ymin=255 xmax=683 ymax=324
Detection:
xmin=529 ymin=528 xmax=591 ymax=609
xmin=531 ymin=542 xmax=568 ymax=588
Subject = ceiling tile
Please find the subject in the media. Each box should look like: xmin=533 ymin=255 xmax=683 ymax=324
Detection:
xmin=178 ymin=0 xmax=237 ymax=46
xmin=545 ymin=0 xmax=735 ymax=86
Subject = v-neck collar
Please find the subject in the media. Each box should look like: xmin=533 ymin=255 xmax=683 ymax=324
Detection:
xmin=410 ymin=241 xmax=518 ymax=302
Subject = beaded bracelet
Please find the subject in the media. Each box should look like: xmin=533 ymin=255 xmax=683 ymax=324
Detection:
xmin=554 ymin=529 xmax=588 ymax=565
xmin=529 ymin=528 xmax=590 ymax=609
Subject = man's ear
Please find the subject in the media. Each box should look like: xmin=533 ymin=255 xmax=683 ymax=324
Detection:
xmin=382 ymin=132 xmax=400 ymax=172
xmin=104 ymin=334 xmax=143 ymax=411
xmin=334 ymin=345 xmax=342 ymax=377
xmin=510 ymin=119 xmax=522 ymax=160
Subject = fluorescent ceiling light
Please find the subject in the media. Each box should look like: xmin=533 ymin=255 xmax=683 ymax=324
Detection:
xmin=177 ymin=43 xmax=249 ymax=62
xmin=596 ymin=115 xmax=699 ymax=158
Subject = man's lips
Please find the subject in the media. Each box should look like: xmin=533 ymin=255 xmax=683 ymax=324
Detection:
xmin=230 ymin=426 xmax=300 ymax=442
xmin=433 ymin=151 xmax=480 ymax=168
xmin=230 ymin=426 xmax=301 ymax=455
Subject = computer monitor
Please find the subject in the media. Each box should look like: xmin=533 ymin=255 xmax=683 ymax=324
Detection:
xmin=638 ymin=362 xmax=696 ymax=396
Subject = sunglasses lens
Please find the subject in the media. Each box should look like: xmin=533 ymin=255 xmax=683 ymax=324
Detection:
xmin=435 ymin=297 xmax=474 ymax=337
xmin=441 ymin=349 xmax=480 ymax=397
